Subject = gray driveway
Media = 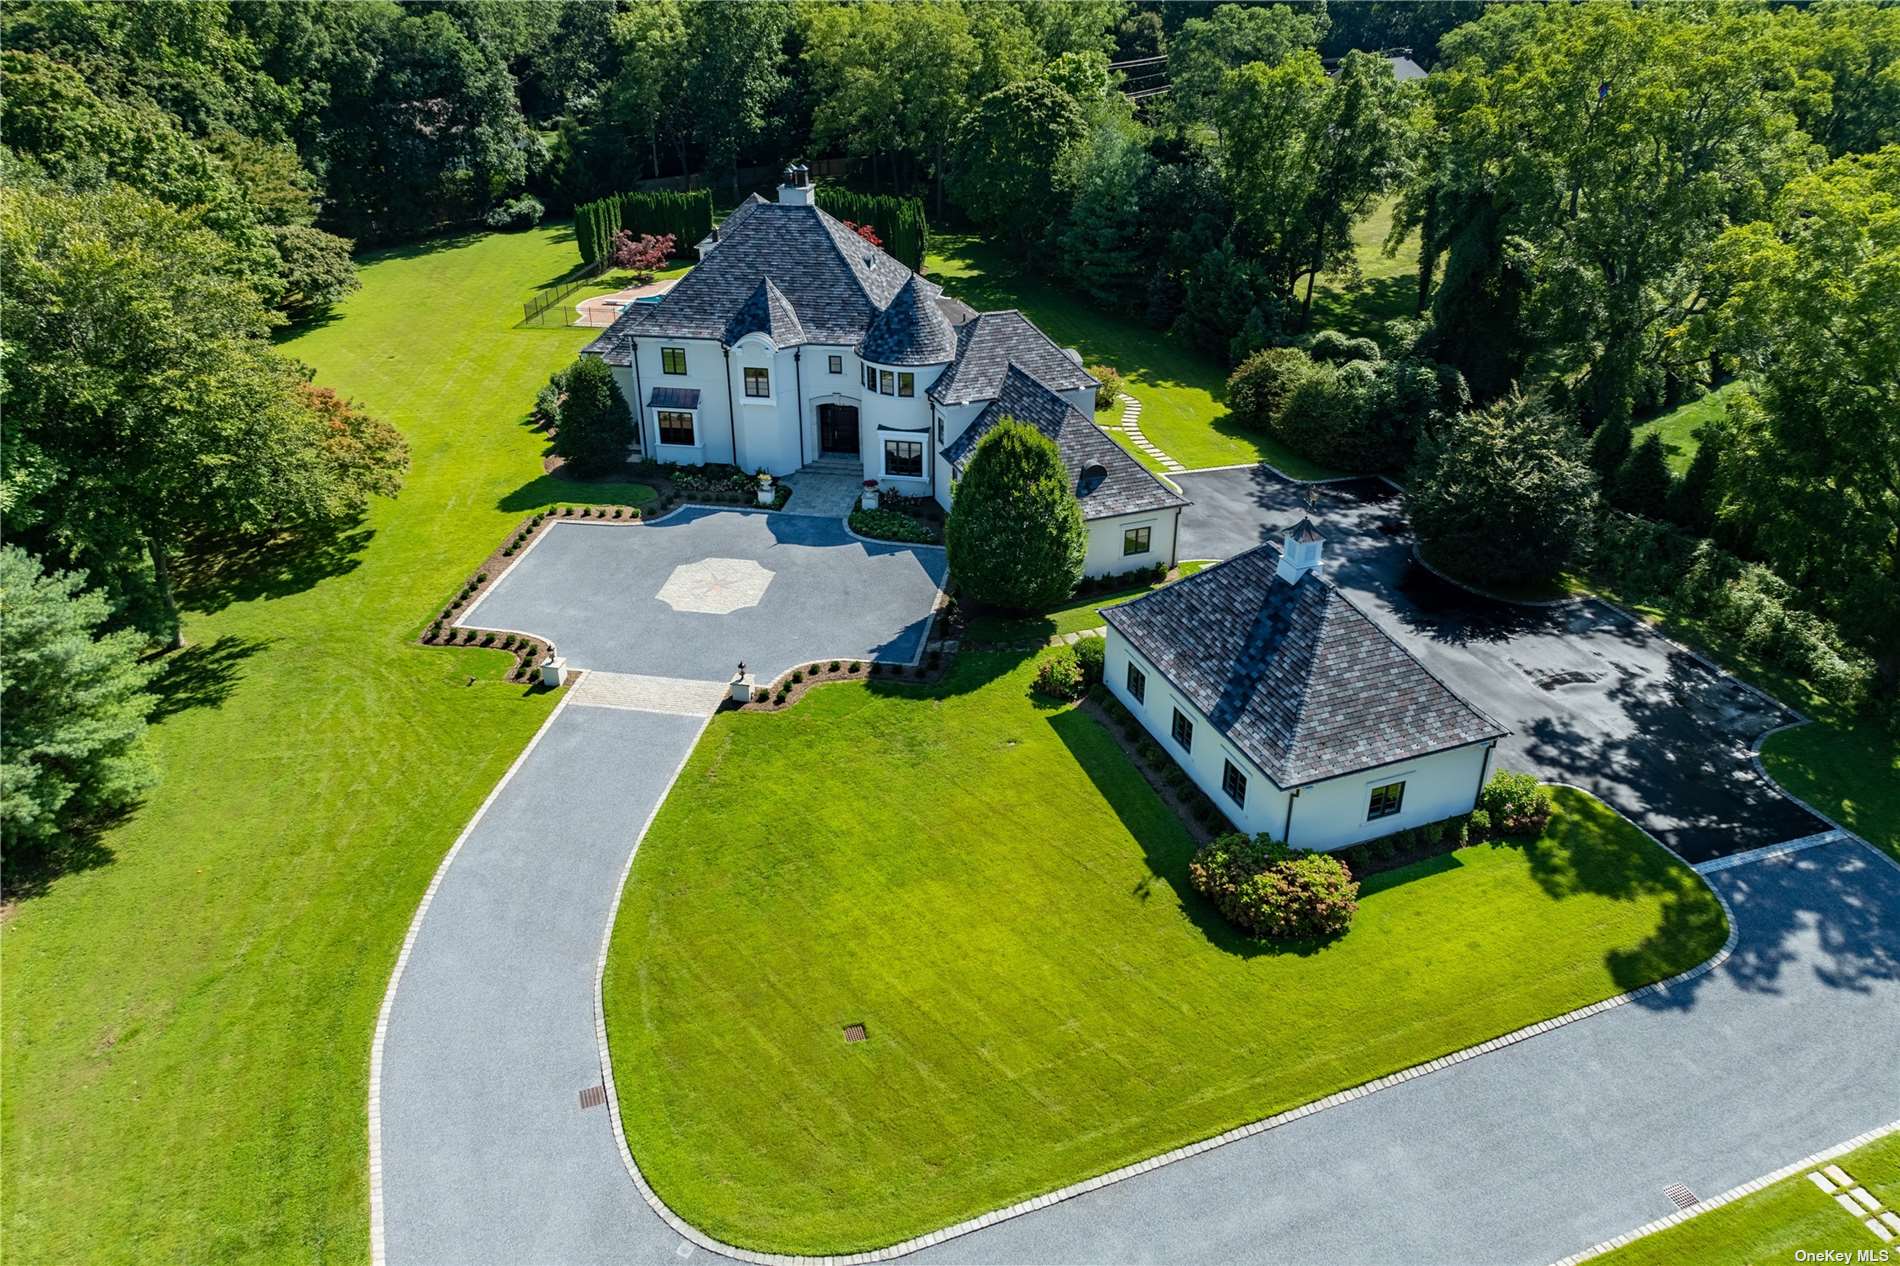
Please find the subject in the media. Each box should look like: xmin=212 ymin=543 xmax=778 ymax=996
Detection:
xmin=1173 ymin=467 xmax=1820 ymax=863
xmin=911 ymin=839 xmax=1900 ymax=1265
xmin=461 ymin=508 xmax=947 ymax=681
xmin=378 ymin=507 xmax=947 ymax=1265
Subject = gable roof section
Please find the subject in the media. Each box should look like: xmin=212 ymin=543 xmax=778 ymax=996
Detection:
xmin=929 ymin=310 xmax=1098 ymax=404
xmin=860 ymin=274 xmax=958 ymax=365
xmin=1103 ymin=545 xmax=1506 ymax=789
xmin=585 ymin=200 xmax=913 ymax=362
xmin=724 ymin=276 xmax=806 ymax=346
xmin=944 ymin=364 xmax=1187 ymax=521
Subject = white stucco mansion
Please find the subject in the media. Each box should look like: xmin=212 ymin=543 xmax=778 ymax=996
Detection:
xmin=1103 ymin=522 xmax=1509 ymax=851
xmin=582 ymin=166 xmax=1187 ymax=577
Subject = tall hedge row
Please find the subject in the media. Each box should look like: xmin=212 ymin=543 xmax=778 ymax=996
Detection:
xmin=815 ymin=188 xmax=929 ymax=272
xmin=575 ymin=189 xmax=714 ymax=267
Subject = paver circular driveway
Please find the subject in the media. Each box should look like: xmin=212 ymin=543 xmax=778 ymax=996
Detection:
xmin=1173 ymin=466 xmax=1821 ymax=863
xmin=460 ymin=507 xmax=948 ymax=682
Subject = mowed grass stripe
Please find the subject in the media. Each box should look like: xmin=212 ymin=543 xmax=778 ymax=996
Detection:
xmin=604 ymin=654 xmax=1725 ymax=1254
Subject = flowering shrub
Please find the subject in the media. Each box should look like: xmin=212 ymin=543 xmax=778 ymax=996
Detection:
xmin=608 ymin=231 xmax=676 ymax=280
xmin=1033 ymin=647 xmax=1087 ymax=700
xmin=842 ymin=219 xmax=883 ymax=248
xmin=1089 ymin=364 xmax=1125 ymax=411
xmin=1479 ymin=771 xmax=1554 ymax=836
xmin=1188 ymin=833 xmax=1359 ymax=940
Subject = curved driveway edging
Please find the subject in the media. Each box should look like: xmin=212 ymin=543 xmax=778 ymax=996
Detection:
xmin=367 ymin=687 xmax=579 ymax=1266
xmin=1554 ymin=1118 xmax=1900 ymax=1264
xmin=585 ymin=785 xmax=1746 ymax=1266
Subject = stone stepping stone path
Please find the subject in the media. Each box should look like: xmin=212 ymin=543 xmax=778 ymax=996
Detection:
xmin=1808 ymin=1162 xmax=1900 ymax=1243
xmin=1110 ymin=392 xmax=1186 ymax=474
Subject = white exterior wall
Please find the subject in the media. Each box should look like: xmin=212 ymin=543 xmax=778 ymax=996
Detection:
xmin=860 ymin=359 xmax=944 ymax=496
xmin=931 ymin=401 xmax=985 ymax=512
xmin=1083 ymin=508 xmax=1180 ymax=579
xmin=1103 ymin=630 xmax=1494 ymax=851
xmin=802 ymin=344 xmax=860 ymax=463
xmin=729 ymin=334 xmax=802 ymax=475
xmin=628 ymin=336 xmax=735 ymax=468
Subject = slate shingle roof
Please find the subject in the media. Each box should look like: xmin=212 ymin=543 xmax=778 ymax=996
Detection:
xmin=584 ymin=200 xmax=913 ymax=363
xmin=928 ymin=310 xmax=1098 ymax=405
xmin=860 ymin=275 xmax=958 ymax=365
xmin=943 ymin=365 xmax=1187 ymax=521
xmin=1103 ymin=544 xmax=1506 ymax=788
xmin=723 ymin=277 xmax=806 ymax=347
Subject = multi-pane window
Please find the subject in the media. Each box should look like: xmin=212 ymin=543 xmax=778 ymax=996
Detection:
xmin=1221 ymin=759 xmax=1247 ymax=807
xmin=898 ymin=371 xmax=915 ymax=397
xmin=879 ymin=369 xmax=896 ymax=395
xmin=1170 ymin=707 xmax=1193 ymax=751
xmin=1123 ymin=525 xmax=1152 ymax=556
xmin=829 ymin=354 xmax=844 ymax=374
xmin=1125 ymin=662 xmax=1146 ymax=703
xmin=864 ymin=364 xmax=876 ymax=390
xmin=1367 ymin=781 xmax=1405 ymax=821
xmin=743 ymin=367 xmax=770 ymax=398
xmin=884 ymin=439 xmax=923 ymax=477
xmin=661 ymin=347 xmax=687 ymax=375
xmin=657 ymin=410 xmax=695 ymax=446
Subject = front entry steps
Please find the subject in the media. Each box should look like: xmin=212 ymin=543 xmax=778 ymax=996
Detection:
xmin=801 ymin=455 xmax=861 ymax=476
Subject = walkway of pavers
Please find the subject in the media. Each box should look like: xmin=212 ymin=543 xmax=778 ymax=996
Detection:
xmin=1110 ymin=392 xmax=1186 ymax=473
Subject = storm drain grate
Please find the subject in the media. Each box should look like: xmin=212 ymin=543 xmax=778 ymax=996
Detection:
xmin=578 ymin=1084 xmax=608 ymax=1110
xmin=842 ymin=1023 xmax=868 ymax=1044
xmin=1664 ymin=1183 xmax=1698 ymax=1211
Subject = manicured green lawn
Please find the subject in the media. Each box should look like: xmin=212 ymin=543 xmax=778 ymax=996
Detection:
xmin=0 ymin=227 xmax=638 ymax=1264
xmin=1597 ymin=1131 xmax=1900 ymax=1265
xmin=961 ymin=561 xmax=1208 ymax=643
xmin=926 ymin=235 xmax=1332 ymax=476
xmin=1763 ymin=719 xmax=1900 ymax=862
xmin=603 ymin=655 xmax=1727 ymax=1254
xmin=1306 ymin=196 xmax=1421 ymax=342
xmin=1631 ymin=379 xmax=1744 ymax=473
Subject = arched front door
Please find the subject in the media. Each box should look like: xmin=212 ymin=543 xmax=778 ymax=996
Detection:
xmin=818 ymin=403 xmax=860 ymax=456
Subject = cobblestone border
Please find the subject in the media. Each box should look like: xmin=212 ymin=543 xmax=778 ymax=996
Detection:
xmin=1551 ymin=1120 xmax=1900 ymax=1265
xmin=367 ymin=686 xmax=580 ymax=1266
xmin=583 ymin=784 xmax=1756 ymax=1266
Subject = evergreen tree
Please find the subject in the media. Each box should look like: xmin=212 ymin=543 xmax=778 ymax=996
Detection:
xmin=1613 ymin=433 xmax=1674 ymax=516
xmin=1590 ymin=416 xmax=1634 ymax=477
xmin=0 ymin=546 xmax=156 ymax=860
xmin=1668 ymin=430 xmax=1724 ymax=534
xmin=552 ymin=357 xmax=631 ymax=475
xmin=945 ymin=420 xmax=1087 ymax=610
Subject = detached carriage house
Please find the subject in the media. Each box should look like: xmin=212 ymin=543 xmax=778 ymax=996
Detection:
xmin=1103 ymin=523 xmax=1509 ymax=851
xmin=581 ymin=167 xmax=1187 ymax=578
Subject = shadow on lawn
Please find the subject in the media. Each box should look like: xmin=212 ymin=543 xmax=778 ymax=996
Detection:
xmin=146 ymin=634 xmax=270 ymax=723
xmin=496 ymin=472 xmax=660 ymax=514
xmin=177 ymin=520 xmax=372 ymax=615
xmin=1045 ymin=704 xmax=1331 ymax=959
xmin=0 ymin=806 xmax=129 ymax=901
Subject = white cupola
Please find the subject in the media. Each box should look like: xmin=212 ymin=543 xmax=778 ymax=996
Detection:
xmin=778 ymin=162 xmax=814 ymax=206
xmin=1275 ymin=517 xmax=1325 ymax=584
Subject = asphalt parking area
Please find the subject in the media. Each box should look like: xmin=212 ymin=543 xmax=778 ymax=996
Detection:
xmin=458 ymin=507 xmax=947 ymax=683
xmin=1173 ymin=466 xmax=1823 ymax=862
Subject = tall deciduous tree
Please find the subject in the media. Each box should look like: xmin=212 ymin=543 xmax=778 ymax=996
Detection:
xmin=0 ymin=547 xmax=156 ymax=862
xmin=552 ymin=357 xmax=633 ymax=476
xmin=946 ymin=419 xmax=1087 ymax=610
xmin=949 ymin=79 xmax=1089 ymax=256
xmin=1704 ymin=146 xmax=1900 ymax=693
xmin=1405 ymin=3 xmax=1814 ymax=425
xmin=681 ymin=0 xmax=789 ymax=199
xmin=1 ymin=180 xmax=408 ymax=643
xmin=1168 ymin=2 xmax=1327 ymax=132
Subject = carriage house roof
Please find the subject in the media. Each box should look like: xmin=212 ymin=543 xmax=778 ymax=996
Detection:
xmin=943 ymin=365 xmax=1187 ymax=522
xmin=927 ymin=310 xmax=1098 ymax=405
xmin=1102 ymin=544 xmax=1506 ymax=789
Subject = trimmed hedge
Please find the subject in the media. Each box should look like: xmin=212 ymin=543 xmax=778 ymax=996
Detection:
xmin=577 ymin=189 xmax=713 ymax=266
xmin=815 ymin=187 xmax=928 ymax=271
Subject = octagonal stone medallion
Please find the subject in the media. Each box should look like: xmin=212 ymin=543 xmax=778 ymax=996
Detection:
xmin=655 ymin=557 xmax=776 ymax=615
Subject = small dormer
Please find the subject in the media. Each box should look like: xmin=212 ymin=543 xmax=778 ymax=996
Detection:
xmin=779 ymin=162 xmax=814 ymax=206
xmin=1275 ymin=517 xmax=1325 ymax=584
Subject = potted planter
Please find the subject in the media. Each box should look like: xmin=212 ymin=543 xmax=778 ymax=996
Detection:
xmin=861 ymin=479 xmax=879 ymax=511
xmin=755 ymin=469 xmax=775 ymax=506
